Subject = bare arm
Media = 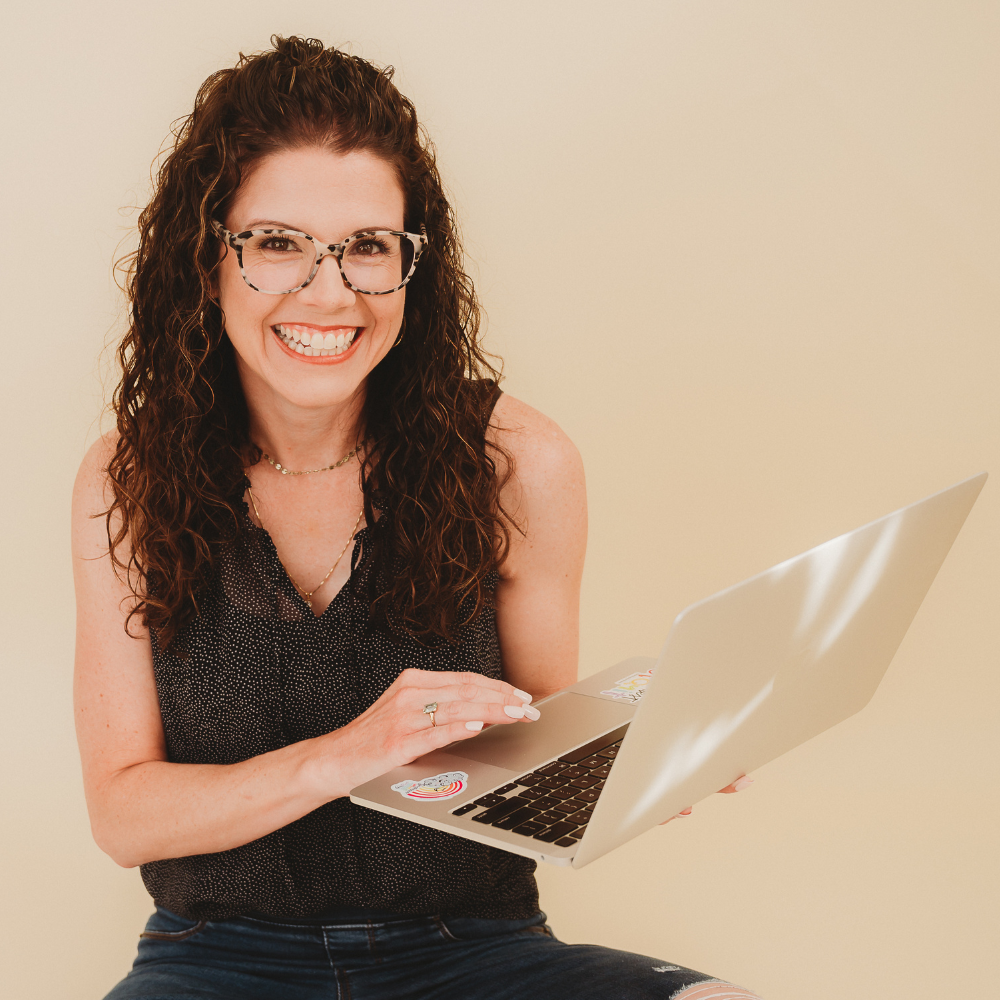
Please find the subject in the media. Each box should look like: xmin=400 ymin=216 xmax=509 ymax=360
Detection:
xmin=72 ymin=436 xmax=536 ymax=868
xmin=490 ymin=395 xmax=587 ymax=700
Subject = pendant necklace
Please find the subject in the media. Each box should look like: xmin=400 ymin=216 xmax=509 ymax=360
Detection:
xmin=246 ymin=487 xmax=364 ymax=601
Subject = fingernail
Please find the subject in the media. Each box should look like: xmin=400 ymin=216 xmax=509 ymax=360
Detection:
xmin=733 ymin=776 xmax=753 ymax=792
xmin=513 ymin=688 xmax=533 ymax=703
xmin=679 ymin=808 xmax=692 ymax=816
xmin=465 ymin=721 xmax=484 ymax=731
xmin=503 ymin=705 xmax=526 ymax=719
xmin=522 ymin=706 xmax=541 ymax=721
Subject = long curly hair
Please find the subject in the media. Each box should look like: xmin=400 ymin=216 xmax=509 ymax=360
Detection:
xmin=107 ymin=35 xmax=513 ymax=650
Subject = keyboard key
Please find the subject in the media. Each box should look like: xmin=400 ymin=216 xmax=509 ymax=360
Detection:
xmin=567 ymin=828 xmax=585 ymax=840
xmin=565 ymin=809 xmax=591 ymax=824
xmin=537 ymin=762 xmax=567 ymax=777
xmin=573 ymin=789 xmax=601 ymax=804
xmin=538 ymin=810 xmax=569 ymax=823
xmin=581 ymin=756 xmax=606 ymax=768
xmin=451 ymin=803 xmax=477 ymax=816
xmin=597 ymin=746 xmax=619 ymax=759
xmin=471 ymin=798 xmax=526 ymax=824
xmin=494 ymin=783 xmax=518 ymax=795
xmin=568 ymin=775 xmax=599 ymax=789
xmin=493 ymin=806 xmax=541 ymax=830
xmin=538 ymin=776 xmax=570 ymax=790
xmin=534 ymin=821 xmax=577 ymax=843
xmin=518 ymin=786 xmax=547 ymax=800
xmin=555 ymin=837 xmax=577 ymax=847
xmin=531 ymin=796 xmax=561 ymax=811
xmin=549 ymin=786 xmax=578 ymax=801
xmin=515 ymin=774 xmax=540 ymax=786
xmin=474 ymin=794 xmax=508 ymax=808
xmin=590 ymin=765 xmax=612 ymax=778
xmin=511 ymin=820 xmax=547 ymax=835
xmin=552 ymin=800 xmax=579 ymax=813
xmin=593 ymin=780 xmax=605 ymax=790
xmin=556 ymin=766 xmax=588 ymax=779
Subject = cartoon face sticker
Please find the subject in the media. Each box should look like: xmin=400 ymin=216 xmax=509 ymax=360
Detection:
xmin=391 ymin=770 xmax=469 ymax=801
xmin=600 ymin=668 xmax=655 ymax=704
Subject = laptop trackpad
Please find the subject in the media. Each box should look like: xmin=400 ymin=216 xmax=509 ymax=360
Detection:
xmin=445 ymin=692 xmax=636 ymax=771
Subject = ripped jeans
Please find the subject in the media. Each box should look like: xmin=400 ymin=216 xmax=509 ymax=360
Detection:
xmin=103 ymin=905 xmax=761 ymax=1000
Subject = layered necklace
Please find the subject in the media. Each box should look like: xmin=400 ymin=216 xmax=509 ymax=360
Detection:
xmin=247 ymin=446 xmax=363 ymax=601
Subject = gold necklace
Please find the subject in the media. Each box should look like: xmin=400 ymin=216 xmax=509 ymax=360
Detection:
xmin=262 ymin=447 xmax=357 ymax=476
xmin=247 ymin=486 xmax=364 ymax=601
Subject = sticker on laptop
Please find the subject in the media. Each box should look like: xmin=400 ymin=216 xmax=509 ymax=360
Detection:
xmin=391 ymin=770 xmax=469 ymax=801
xmin=601 ymin=668 xmax=655 ymax=704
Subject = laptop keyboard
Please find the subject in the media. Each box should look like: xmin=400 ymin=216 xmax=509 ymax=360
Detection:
xmin=449 ymin=724 xmax=629 ymax=849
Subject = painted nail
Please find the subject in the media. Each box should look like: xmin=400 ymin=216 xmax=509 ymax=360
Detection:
xmin=503 ymin=705 xmax=526 ymax=719
xmin=678 ymin=808 xmax=692 ymax=816
xmin=733 ymin=776 xmax=754 ymax=792
xmin=513 ymin=688 xmax=533 ymax=703
xmin=465 ymin=721 xmax=484 ymax=731
xmin=522 ymin=705 xmax=541 ymax=721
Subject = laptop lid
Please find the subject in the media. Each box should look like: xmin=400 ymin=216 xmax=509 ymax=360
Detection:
xmin=573 ymin=472 xmax=987 ymax=867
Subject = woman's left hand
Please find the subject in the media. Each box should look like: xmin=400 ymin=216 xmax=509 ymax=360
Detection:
xmin=659 ymin=774 xmax=754 ymax=825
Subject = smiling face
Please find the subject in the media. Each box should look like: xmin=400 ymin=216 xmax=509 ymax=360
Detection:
xmin=216 ymin=145 xmax=407 ymax=414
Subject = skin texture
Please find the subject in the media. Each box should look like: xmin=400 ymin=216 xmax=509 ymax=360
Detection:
xmin=72 ymin=147 xmax=587 ymax=868
xmin=73 ymin=146 xmax=743 ymax=869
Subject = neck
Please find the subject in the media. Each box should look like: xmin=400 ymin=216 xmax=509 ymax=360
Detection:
xmin=241 ymin=372 xmax=366 ymax=472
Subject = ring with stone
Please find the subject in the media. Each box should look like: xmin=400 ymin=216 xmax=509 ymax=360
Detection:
xmin=423 ymin=702 xmax=438 ymax=727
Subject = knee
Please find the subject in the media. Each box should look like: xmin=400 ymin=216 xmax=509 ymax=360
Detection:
xmin=671 ymin=983 xmax=762 ymax=1000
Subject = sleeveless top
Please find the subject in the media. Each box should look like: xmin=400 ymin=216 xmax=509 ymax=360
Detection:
xmin=141 ymin=387 xmax=540 ymax=923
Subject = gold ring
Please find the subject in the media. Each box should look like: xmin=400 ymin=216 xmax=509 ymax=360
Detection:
xmin=423 ymin=702 xmax=438 ymax=727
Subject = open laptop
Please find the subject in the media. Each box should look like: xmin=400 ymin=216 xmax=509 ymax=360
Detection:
xmin=351 ymin=472 xmax=987 ymax=868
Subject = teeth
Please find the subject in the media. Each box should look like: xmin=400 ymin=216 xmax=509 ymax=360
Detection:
xmin=275 ymin=325 xmax=359 ymax=356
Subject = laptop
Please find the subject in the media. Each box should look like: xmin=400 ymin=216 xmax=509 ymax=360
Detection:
xmin=351 ymin=472 xmax=987 ymax=868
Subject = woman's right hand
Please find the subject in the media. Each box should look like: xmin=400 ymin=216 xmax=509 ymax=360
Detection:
xmin=319 ymin=668 xmax=540 ymax=797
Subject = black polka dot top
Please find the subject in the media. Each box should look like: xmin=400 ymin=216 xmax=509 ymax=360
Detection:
xmin=140 ymin=393 xmax=540 ymax=923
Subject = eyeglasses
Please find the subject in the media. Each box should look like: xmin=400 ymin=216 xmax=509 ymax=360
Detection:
xmin=211 ymin=220 xmax=428 ymax=295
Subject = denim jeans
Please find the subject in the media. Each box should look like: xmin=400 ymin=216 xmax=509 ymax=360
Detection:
xmin=103 ymin=905 xmax=761 ymax=999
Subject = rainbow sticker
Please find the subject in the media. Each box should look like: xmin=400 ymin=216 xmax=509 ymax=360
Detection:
xmin=391 ymin=770 xmax=469 ymax=801
xmin=601 ymin=668 xmax=655 ymax=704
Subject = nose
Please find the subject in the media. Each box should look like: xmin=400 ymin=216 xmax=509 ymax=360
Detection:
xmin=295 ymin=251 xmax=357 ymax=309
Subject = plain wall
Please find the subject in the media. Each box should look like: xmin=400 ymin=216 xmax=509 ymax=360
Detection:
xmin=2 ymin=2 xmax=997 ymax=997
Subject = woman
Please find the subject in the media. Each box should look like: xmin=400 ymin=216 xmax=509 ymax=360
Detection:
xmin=73 ymin=35 xmax=759 ymax=1000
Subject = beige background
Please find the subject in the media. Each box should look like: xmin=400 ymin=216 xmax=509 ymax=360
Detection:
xmin=2 ymin=2 xmax=997 ymax=997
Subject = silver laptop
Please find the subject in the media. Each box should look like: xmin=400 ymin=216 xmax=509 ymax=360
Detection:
xmin=351 ymin=472 xmax=987 ymax=868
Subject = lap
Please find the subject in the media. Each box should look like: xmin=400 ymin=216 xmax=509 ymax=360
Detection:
xmin=104 ymin=908 xmax=760 ymax=1000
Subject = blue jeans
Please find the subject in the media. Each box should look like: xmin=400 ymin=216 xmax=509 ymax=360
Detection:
xmin=104 ymin=906 xmax=760 ymax=999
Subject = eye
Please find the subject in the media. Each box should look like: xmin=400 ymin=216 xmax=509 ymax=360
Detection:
xmin=350 ymin=235 xmax=393 ymax=257
xmin=260 ymin=236 xmax=300 ymax=254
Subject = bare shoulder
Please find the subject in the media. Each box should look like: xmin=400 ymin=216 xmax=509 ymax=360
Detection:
xmin=488 ymin=393 xmax=585 ymax=496
xmin=72 ymin=430 xmax=119 ymax=558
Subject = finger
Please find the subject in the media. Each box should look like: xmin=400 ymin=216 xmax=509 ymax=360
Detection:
xmin=404 ymin=682 xmax=535 ymax=713
xmin=658 ymin=807 xmax=693 ymax=826
xmin=398 ymin=668 xmax=533 ymax=703
xmin=718 ymin=775 xmax=753 ymax=794
xmin=407 ymin=718 xmax=496 ymax=756
xmin=433 ymin=699 xmax=540 ymax=726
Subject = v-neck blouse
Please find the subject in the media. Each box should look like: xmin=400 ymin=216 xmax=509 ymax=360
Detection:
xmin=141 ymin=417 xmax=539 ymax=923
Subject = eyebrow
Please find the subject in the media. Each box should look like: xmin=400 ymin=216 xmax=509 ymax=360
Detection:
xmin=240 ymin=219 xmax=401 ymax=237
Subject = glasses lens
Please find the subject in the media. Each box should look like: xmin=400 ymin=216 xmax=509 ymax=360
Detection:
xmin=342 ymin=233 xmax=415 ymax=292
xmin=242 ymin=232 xmax=315 ymax=292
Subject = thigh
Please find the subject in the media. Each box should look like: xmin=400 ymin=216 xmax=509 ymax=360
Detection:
xmin=408 ymin=915 xmax=761 ymax=1000
xmin=103 ymin=908 xmax=335 ymax=1000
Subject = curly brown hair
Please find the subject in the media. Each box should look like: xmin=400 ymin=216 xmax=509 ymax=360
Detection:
xmin=107 ymin=35 xmax=514 ymax=650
